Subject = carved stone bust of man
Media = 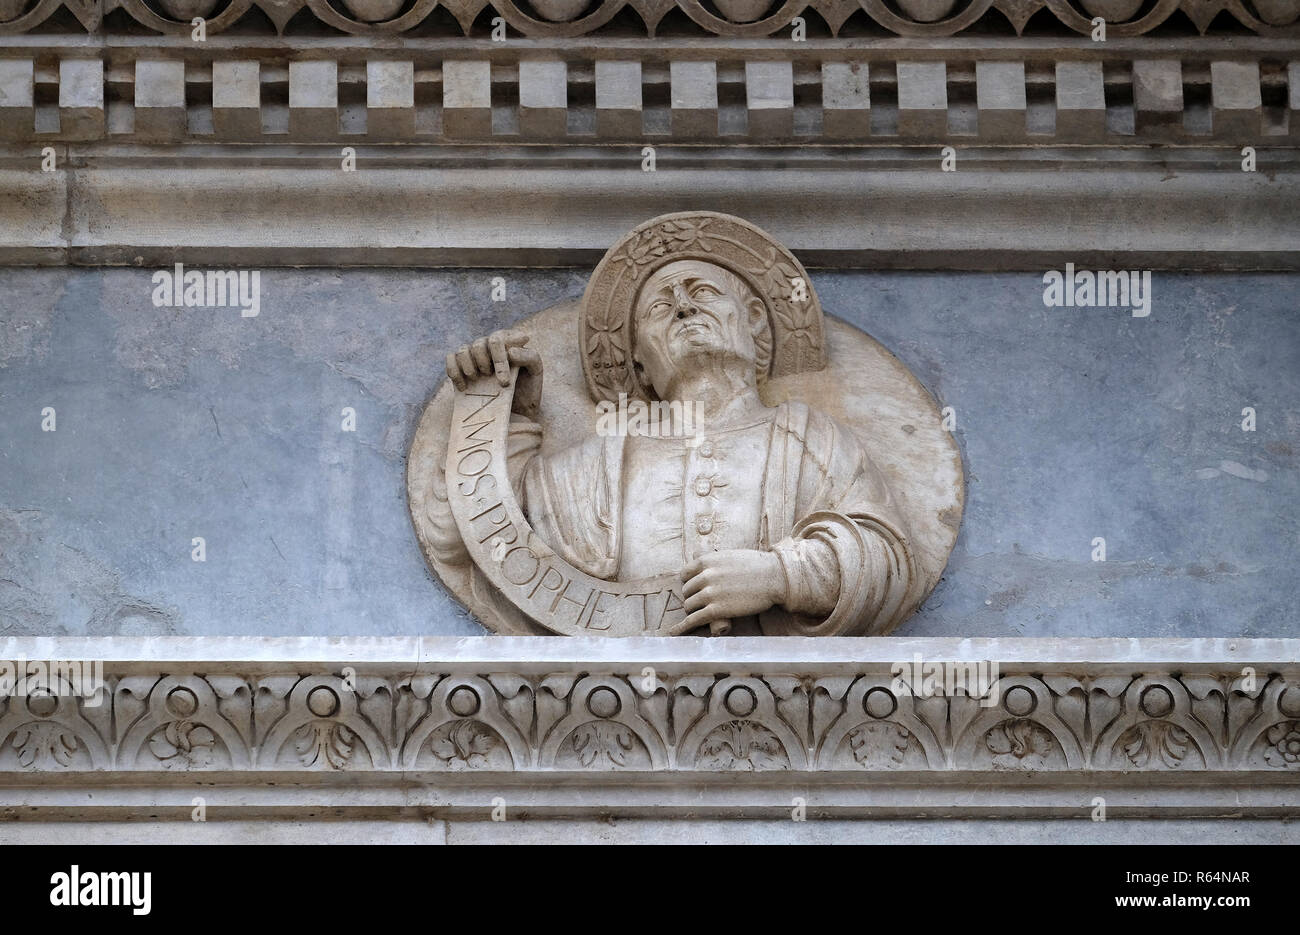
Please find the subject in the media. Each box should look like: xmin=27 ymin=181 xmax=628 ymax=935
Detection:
xmin=423 ymin=213 xmax=927 ymax=637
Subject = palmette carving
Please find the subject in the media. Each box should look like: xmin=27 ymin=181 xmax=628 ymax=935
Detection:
xmin=117 ymin=676 xmax=249 ymax=769
xmin=0 ymin=672 xmax=109 ymax=770
xmin=1092 ymin=676 xmax=1220 ymax=770
xmin=541 ymin=677 xmax=667 ymax=769
xmin=2 ymin=667 xmax=1298 ymax=775
xmin=817 ymin=677 xmax=944 ymax=769
xmin=952 ymin=677 xmax=1083 ymax=769
xmin=403 ymin=675 xmax=529 ymax=769
xmin=261 ymin=677 xmax=389 ymax=770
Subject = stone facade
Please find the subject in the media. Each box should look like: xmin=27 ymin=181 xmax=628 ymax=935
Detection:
xmin=0 ymin=0 xmax=1297 ymax=841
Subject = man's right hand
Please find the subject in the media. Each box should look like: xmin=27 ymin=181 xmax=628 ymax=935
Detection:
xmin=446 ymin=329 xmax=543 ymax=418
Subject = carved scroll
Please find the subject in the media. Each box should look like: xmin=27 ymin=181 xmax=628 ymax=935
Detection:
xmin=445 ymin=367 xmax=701 ymax=636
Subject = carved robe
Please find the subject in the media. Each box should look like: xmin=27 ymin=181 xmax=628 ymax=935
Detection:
xmin=438 ymin=399 xmax=920 ymax=637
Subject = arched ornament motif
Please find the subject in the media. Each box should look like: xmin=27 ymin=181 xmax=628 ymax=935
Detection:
xmin=118 ymin=0 xmax=252 ymax=34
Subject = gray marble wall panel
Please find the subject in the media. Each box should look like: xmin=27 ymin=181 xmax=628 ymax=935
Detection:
xmin=1 ymin=268 xmax=1295 ymax=639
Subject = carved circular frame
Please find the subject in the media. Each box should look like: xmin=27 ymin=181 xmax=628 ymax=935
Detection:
xmin=408 ymin=241 xmax=965 ymax=637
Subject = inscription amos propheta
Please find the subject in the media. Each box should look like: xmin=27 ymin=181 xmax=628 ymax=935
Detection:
xmin=447 ymin=369 xmax=692 ymax=636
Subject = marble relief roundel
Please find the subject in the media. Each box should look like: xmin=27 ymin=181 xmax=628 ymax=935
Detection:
xmin=407 ymin=212 xmax=963 ymax=637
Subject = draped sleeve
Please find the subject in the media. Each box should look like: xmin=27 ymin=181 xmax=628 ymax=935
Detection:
xmin=761 ymin=403 xmax=921 ymax=636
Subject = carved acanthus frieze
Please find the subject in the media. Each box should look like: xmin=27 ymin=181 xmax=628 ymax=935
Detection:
xmin=4 ymin=664 xmax=1299 ymax=774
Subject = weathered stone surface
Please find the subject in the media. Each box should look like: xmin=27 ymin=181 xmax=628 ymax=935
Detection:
xmin=0 ymin=59 xmax=33 ymax=141
xmin=1054 ymin=61 xmax=1105 ymax=141
xmin=133 ymin=60 xmax=187 ymax=141
xmin=821 ymin=63 xmax=869 ymax=139
xmin=0 ymin=636 xmax=1294 ymax=831
xmin=1290 ymin=62 xmax=1300 ymax=141
xmin=1210 ymin=60 xmax=1262 ymax=140
xmin=518 ymin=60 xmax=567 ymax=139
xmin=670 ymin=61 xmax=718 ymax=139
xmin=0 ymin=167 xmax=65 ymax=263
xmin=745 ymin=61 xmax=793 ymax=138
xmin=6 ymin=150 xmax=1294 ymax=268
xmin=975 ymin=61 xmax=1026 ymax=141
xmin=594 ymin=60 xmax=641 ymax=138
xmin=897 ymin=61 xmax=947 ymax=138
xmin=0 ymin=0 xmax=1288 ymax=39
xmin=0 ymin=48 xmax=1286 ymax=146
xmin=1133 ymin=59 xmax=1183 ymax=138
xmin=0 ymin=0 xmax=1295 ymax=849
xmin=212 ymin=61 xmax=261 ymax=139
xmin=442 ymin=60 xmax=491 ymax=138
xmin=366 ymin=60 xmax=415 ymax=138
xmin=288 ymin=60 xmax=339 ymax=139
xmin=58 ymin=58 xmax=104 ymax=139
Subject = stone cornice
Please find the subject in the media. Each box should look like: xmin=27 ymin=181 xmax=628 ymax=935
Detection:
xmin=0 ymin=637 xmax=1297 ymax=821
xmin=2 ymin=144 xmax=1297 ymax=268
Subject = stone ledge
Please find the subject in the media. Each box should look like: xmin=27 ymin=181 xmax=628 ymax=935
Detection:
xmin=3 ymin=772 xmax=1299 ymax=818
xmin=1 ymin=147 xmax=1297 ymax=269
xmin=2 ymin=635 xmax=1296 ymax=668
xmin=0 ymin=817 xmax=1294 ymax=845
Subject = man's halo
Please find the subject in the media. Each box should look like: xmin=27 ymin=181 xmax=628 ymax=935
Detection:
xmin=580 ymin=211 xmax=827 ymax=404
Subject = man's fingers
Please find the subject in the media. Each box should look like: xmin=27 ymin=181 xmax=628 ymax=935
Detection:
xmin=683 ymin=589 xmax=712 ymax=615
xmin=488 ymin=332 xmax=509 ymax=385
xmin=667 ymin=615 xmax=710 ymax=636
xmin=665 ymin=616 xmax=704 ymax=636
xmin=455 ymin=345 xmax=474 ymax=383
xmin=448 ymin=332 xmax=530 ymax=391
xmin=445 ymin=352 xmax=466 ymax=390
xmin=470 ymin=338 xmax=492 ymax=375
xmin=681 ymin=571 xmax=709 ymax=599
xmin=506 ymin=347 xmax=541 ymax=371
xmin=681 ymin=558 xmax=704 ymax=581
xmin=681 ymin=606 xmax=722 ymax=632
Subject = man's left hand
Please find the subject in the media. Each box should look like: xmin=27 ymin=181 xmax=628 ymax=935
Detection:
xmin=678 ymin=549 xmax=788 ymax=634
